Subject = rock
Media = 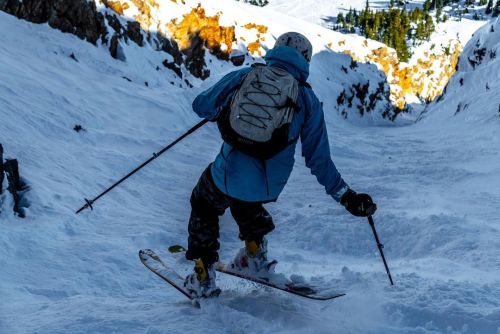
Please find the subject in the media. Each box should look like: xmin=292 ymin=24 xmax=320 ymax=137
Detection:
xmin=183 ymin=34 xmax=210 ymax=80
xmin=162 ymin=60 xmax=182 ymax=78
xmin=73 ymin=124 xmax=85 ymax=132
xmin=159 ymin=36 xmax=183 ymax=65
xmin=109 ymin=34 xmax=120 ymax=59
xmin=0 ymin=144 xmax=4 ymax=195
xmin=230 ymin=50 xmax=245 ymax=66
xmin=0 ymin=0 xmax=212 ymax=80
xmin=126 ymin=21 xmax=143 ymax=46
xmin=106 ymin=13 xmax=123 ymax=33
xmin=3 ymin=158 xmax=29 ymax=218
xmin=0 ymin=0 xmax=107 ymax=45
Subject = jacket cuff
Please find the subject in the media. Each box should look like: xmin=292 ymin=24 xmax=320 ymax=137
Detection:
xmin=331 ymin=182 xmax=349 ymax=202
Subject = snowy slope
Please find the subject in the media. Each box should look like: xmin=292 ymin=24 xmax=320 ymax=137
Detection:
xmin=422 ymin=17 xmax=500 ymax=122
xmin=1 ymin=6 xmax=500 ymax=334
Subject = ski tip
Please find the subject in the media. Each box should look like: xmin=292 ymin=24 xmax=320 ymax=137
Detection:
xmin=139 ymin=249 xmax=160 ymax=262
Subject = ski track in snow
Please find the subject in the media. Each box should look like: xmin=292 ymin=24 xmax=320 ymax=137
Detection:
xmin=1 ymin=10 xmax=500 ymax=334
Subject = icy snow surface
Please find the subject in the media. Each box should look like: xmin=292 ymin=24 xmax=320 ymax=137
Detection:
xmin=1 ymin=9 xmax=500 ymax=334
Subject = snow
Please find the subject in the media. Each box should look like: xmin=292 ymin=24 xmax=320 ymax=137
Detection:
xmin=1 ymin=5 xmax=500 ymax=334
xmin=422 ymin=17 xmax=500 ymax=123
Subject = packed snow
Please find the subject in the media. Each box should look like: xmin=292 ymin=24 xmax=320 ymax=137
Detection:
xmin=1 ymin=5 xmax=500 ymax=334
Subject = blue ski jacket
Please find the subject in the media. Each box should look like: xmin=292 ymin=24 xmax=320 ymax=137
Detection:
xmin=192 ymin=45 xmax=349 ymax=202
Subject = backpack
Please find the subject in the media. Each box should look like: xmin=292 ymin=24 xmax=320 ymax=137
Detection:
xmin=217 ymin=64 xmax=301 ymax=160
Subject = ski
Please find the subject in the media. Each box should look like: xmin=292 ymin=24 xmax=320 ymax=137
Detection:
xmin=167 ymin=245 xmax=345 ymax=301
xmin=138 ymin=249 xmax=196 ymax=303
xmin=215 ymin=262 xmax=345 ymax=300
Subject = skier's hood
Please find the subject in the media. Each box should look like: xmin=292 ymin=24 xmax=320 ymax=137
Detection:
xmin=264 ymin=46 xmax=310 ymax=82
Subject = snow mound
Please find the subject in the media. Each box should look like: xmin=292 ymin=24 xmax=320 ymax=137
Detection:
xmin=422 ymin=17 xmax=500 ymax=123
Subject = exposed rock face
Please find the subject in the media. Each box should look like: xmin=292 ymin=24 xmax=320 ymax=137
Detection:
xmin=0 ymin=0 xmax=106 ymax=45
xmin=126 ymin=21 xmax=143 ymax=47
xmin=0 ymin=0 xmax=210 ymax=80
xmin=183 ymin=34 xmax=210 ymax=80
xmin=159 ymin=36 xmax=183 ymax=66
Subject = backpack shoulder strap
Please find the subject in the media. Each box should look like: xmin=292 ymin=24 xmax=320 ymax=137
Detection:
xmin=251 ymin=62 xmax=266 ymax=68
xmin=299 ymin=80 xmax=311 ymax=89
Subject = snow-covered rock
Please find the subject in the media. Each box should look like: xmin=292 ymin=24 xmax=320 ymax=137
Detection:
xmin=422 ymin=17 xmax=500 ymax=122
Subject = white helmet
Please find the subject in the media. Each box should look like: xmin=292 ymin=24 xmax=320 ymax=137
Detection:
xmin=275 ymin=32 xmax=313 ymax=62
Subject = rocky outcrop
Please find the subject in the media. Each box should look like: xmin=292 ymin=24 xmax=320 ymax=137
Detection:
xmin=182 ymin=34 xmax=210 ymax=80
xmin=0 ymin=0 xmax=106 ymax=45
xmin=103 ymin=13 xmax=146 ymax=60
xmin=0 ymin=0 xmax=210 ymax=80
xmin=0 ymin=144 xmax=30 ymax=218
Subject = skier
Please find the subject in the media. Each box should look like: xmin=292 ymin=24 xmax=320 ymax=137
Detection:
xmin=184 ymin=32 xmax=377 ymax=298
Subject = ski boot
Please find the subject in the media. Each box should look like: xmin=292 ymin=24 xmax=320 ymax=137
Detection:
xmin=230 ymin=237 xmax=278 ymax=276
xmin=184 ymin=258 xmax=221 ymax=298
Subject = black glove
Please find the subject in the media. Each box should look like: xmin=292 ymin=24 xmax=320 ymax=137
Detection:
xmin=340 ymin=189 xmax=377 ymax=217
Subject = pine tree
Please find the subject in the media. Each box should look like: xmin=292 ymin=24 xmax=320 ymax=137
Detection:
xmin=424 ymin=0 xmax=432 ymax=12
xmin=493 ymin=0 xmax=500 ymax=16
xmin=424 ymin=14 xmax=434 ymax=40
xmin=354 ymin=9 xmax=360 ymax=26
xmin=347 ymin=4 xmax=436 ymax=60
xmin=346 ymin=8 xmax=353 ymax=24
xmin=415 ymin=21 xmax=425 ymax=41
xmin=480 ymin=0 xmax=488 ymax=5
xmin=486 ymin=0 xmax=495 ymax=14
xmin=434 ymin=0 xmax=443 ymax=22
xmin=337 ymin=12 xmax=346 ymax=29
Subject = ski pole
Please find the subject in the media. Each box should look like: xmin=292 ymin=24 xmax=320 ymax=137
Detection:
xmin=75 ymin=119 xmax=209 ymax=214
xmin=368 ymin=215 xmax=394 ymax=286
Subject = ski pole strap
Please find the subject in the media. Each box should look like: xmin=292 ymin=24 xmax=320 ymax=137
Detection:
xmin=368 ymin=216 xmax=394 ymax=286
xmin=75 ymin=119 xmax=209 ymax=214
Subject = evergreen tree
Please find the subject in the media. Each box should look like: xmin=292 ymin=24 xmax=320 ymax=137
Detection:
xmin=415 ymin=21 xmax=426 ymax=41
xmin=345 ymin=4 xmax=436 ymax=61
xmin=435 ymin=0 xmax=443 ymax=22
xmin=424 ymin=0 xmax=432 ymax=12
xmin=346 ymin=8 xmax=353 ymax=24
xmin=486 ymin=0 xmax=494 ymax=14
xmin=424 ymin=14 xmax=434 ymax=40
xmin=493 ymin=0 xmax=500 ymax=16
xmin=480 ymin=0 xmax=488 ymax=5
xmin=337 ymin=12 xmax=346 ymax=29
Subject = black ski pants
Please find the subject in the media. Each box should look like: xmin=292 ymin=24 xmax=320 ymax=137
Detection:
xmin=186 ymin=165 xmax=275 ymax=265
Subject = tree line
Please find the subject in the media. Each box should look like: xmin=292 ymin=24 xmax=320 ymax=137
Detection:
xmin=333 ymin=0 xmax=500 ymax=61
xmin=335 ymin=1 xmax=436 ymax=61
